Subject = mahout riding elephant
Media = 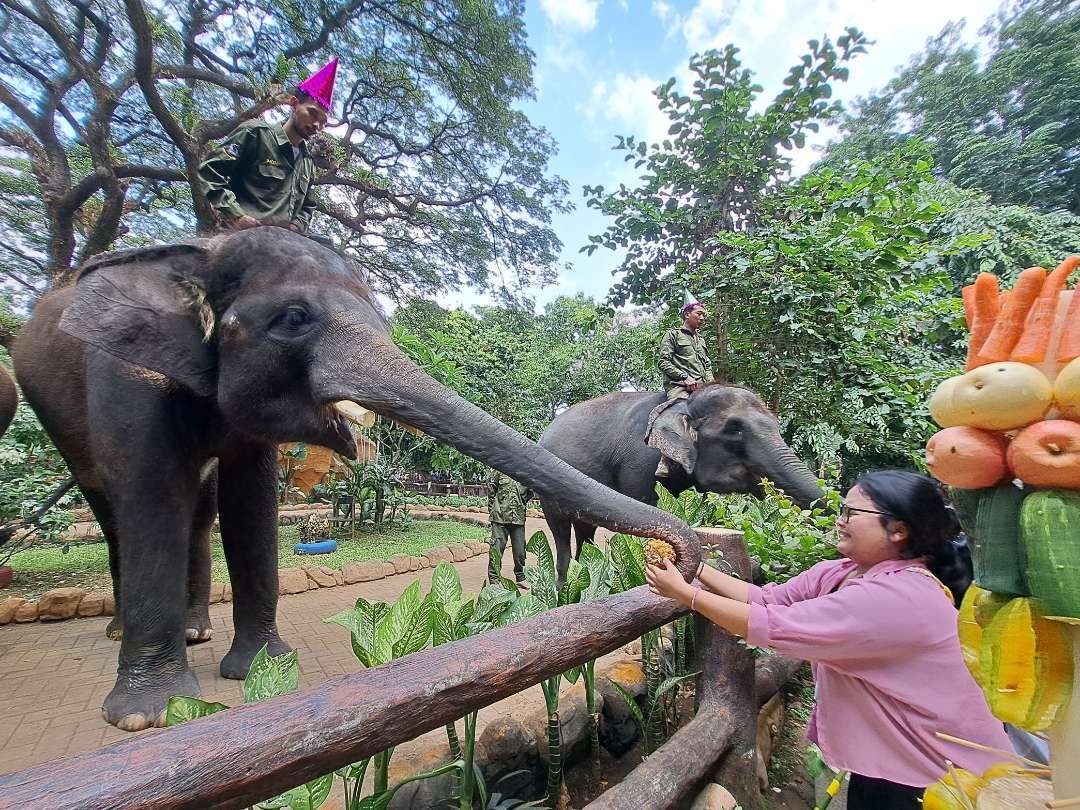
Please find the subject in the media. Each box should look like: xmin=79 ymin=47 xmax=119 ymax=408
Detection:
xmin=9 ymin=227 xmax=701 ymax=731
xmin=0 ymin=364 xmax=15 ymax=436
xmin=537 ymin=386 xmax=825 ymax=582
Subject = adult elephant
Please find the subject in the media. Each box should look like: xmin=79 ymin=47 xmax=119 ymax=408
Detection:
xmin=0 ymin=364 xmax=15 ymax=436
xmin=9 ymin=227 xmax=701 ymax=732
xmin=538 ymin=386 xmax=825 ymax=582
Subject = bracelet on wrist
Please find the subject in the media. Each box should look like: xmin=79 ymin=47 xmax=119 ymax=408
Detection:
xmin=696 ymin=560 xmax=705 ymax=579
xmin=690 ymin=586 xmax=702 ymax=612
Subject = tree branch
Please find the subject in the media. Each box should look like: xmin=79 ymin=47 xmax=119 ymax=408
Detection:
xmin=282 ymin=0 xmax=366 ymax=58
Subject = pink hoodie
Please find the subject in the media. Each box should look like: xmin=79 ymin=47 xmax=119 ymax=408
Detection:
xmin=746 ymin=557 xmax=1013 ymax=787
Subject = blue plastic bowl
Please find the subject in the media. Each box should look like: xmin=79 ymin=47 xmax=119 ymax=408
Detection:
xmin=293 ymin=539 xmax=337 ymax=555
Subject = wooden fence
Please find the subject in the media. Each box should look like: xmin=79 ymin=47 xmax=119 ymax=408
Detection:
xmin=0 ymin=529 xmax=795 ymax=810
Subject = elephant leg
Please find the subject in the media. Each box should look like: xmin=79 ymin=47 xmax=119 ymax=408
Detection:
xmin=546 ymin=507 xmax=573 ymax=586
xmin=81 ymin=487 xmax=124 ymax=641
xmin=571 ymin=521 xmax=597 ymax=560
xmin=185 ymin=468 xmax=217 ymax=644
xmin=217 ymin=443 xmax=290 ymax=680
xmin=102 ymin=459 xmax=201 ymax=731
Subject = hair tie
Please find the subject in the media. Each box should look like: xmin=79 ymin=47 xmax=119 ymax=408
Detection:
xmin=691 ymin=586 xmax=702 ymax=612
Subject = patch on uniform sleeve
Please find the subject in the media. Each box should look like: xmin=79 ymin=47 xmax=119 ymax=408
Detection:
xmin=225 ymin=142 xmax=241 ymax=158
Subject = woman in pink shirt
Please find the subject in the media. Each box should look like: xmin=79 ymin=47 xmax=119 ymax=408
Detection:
xmin=645 ymin=470 xmax=1013 ymax=809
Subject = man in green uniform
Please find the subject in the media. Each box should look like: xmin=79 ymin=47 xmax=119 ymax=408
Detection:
xmin=197 ymin=58 xmax=337 ymax=232
xmin=655 ymin=298 xmax=713 ymax=477
xmin=659 ymin=299 xmax=712 ymax=400
xmin=488 ymin=469 xmax=532 ymax=585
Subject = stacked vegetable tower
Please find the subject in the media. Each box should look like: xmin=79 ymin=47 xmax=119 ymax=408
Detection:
xmin=923 ymin=257 xmax=1080 ymax=806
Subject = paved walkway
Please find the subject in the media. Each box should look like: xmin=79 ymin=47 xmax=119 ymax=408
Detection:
xmin=0 ymin=517 xmax=612 ymax=779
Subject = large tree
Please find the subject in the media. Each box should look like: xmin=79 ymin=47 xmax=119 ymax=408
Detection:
xmin=821 ymin=0 xmax=1080 ymax=214
xmin=0 ymin=0 xmax=568 ymax=308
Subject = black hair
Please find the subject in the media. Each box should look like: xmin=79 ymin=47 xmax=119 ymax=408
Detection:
xmin=293 ymin=87 xmax=315 ymax=103
xmin=854 ymin=469 xmax=972 ymax=608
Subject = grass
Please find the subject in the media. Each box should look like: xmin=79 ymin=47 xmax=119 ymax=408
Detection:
xmin=2 ymin=518 xmax=487 ymax=600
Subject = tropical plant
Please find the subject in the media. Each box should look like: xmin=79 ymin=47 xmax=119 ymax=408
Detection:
xmin=325 ymin=580 xmax=435 ymax=794
xmin=164 ymin=646 xmax=336 ymax=810
xmin=278 ymin=444 xmax=309 ymax=504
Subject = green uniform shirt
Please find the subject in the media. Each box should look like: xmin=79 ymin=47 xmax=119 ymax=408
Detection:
xmin=659 ymin=327 xmax=713 ymax=392
xmin=198 ymin=119 xmax=316 ymax=230
xmin=488 ymin=471 xmax=531 ymax=525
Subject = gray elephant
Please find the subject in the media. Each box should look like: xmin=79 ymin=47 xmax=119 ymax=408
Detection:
xmin=538 ymin=386 xmax=824 ymax=582
xmin=8 ymin=227 xmax=702 ymax=731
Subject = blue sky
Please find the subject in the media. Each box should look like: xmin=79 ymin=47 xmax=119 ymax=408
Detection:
xmin=453 ymin=0 xmax=1005 ymax=311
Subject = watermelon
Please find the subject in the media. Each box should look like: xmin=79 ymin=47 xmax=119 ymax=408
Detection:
xmin=1020 ymin=489 xmax=1080 ymax=620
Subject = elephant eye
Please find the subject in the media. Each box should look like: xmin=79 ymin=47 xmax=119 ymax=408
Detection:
xmin=270 ymin=305 xmax=314 ymax=337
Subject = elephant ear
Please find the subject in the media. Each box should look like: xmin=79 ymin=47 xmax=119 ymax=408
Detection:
xmin=645 ymin=399 xmax=697 ymax=475
xmin=59 ymin=242 xmax=217 ymax=397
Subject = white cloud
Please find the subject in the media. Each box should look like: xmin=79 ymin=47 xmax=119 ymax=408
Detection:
xmin=651 ymin=0 xmax=673 ymax=23
xmin=584 ymin=73 xmax=671 ymax=147
xmin=540 ymin=0 xmax=601 ymax=32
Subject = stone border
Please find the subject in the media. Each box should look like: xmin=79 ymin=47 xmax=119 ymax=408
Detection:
xmin=0 ymin=539 xmax=491 ymax=627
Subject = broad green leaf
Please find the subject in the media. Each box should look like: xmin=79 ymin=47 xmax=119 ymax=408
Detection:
xmin=375 ymin=580 xmax=422 ymax=664
xmin=164 ymin=696 xmax=230 ymax=726
xmin=525 ymin=531 xmax=555 ymax=581
xmin=432 ymin=605 xmax=455 ymax=647
xmin=497 ymin=593 xmax=545 ymax=626
xmin=243 ymin=647 xmax=300 ymax=703
xmin=334 ymin=757 xmax=370 ymax=781
xmin=523 ymin=562 xmax=557 ymax=609
xmin=429 ymin=562 xmax=462 ymax=607
xmin=257 ymin=773 xmax=333 ymax=810
xmin=563 ymin=665 xmax=582 ymax=684
xmin=474 ymin=583 xmax=516 ymax=624
xmin=579 ymin=543 xmax=611 ymax=601
xmin=391 ymin=594 xmax=433 ymax=658
xmin=558 ymin=558 xmax=589 ymax=607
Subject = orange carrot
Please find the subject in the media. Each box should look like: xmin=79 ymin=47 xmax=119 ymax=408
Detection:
xmin=1058 ymin=286 xmax=1080 ymax=362
xmin=965 ymin=273 xmax=1001 ymax=370
xmin=976 ymin=266 xmax=1046 ymax=363
xmin=962 ymin=284 xmax=975 ymax=330
xmin=1012 ymin=257 xmax=1080 ymax=362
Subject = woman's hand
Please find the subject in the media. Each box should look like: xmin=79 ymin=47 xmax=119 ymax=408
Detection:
xmin=645 ymin=559 xmax=693 ymax=605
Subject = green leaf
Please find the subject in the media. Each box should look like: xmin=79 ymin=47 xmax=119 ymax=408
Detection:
xmin=243 ymin=647 xmax=300 ymax=703
xmin=608 ymin=679 xmax=646 ymax=736
xmin=498 ymin=593 xmax=545 ymax=626
xmin=579 ymin=543 xmax=611 ymax=601
xmin=558 ymin=558 xmax=589 ymax=607
xmin=474 ymin=583 xmax=516 ymax=625
xmin=334 ymin=757 xmax=370 ymax=781
xmin=648 ymin=672 xmax=699 ymax=716
xmin=375 ymin=580 xmax=422 ymax=664
xmin=164 ymin=696 xmax=230 ymax=726
xmin=391 ymin=593 xmax=433 ymax=658
xmin=257 ymin=773 xmax=333 ymax=810
xmin=429 ymin=562 xmax=462 ymax=607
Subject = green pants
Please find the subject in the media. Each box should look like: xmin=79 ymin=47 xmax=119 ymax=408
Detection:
xmin=489 ymin=522 xmax=527 ymax=582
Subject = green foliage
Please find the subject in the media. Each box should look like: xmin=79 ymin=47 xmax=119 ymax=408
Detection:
xmin=710 ymin=479 xmax=842 ymax=582
xmin=0 ymin=369 xmax=78 ymax=553
xmin=585 ymin=31 xmax=868 ymax=306
xmin=165 ymin=645 xmax=326 ymax=810
xmin=392 ymin=295 xmax=661 ymax=445
xmin=821 ymin=0 xmax=1080 ymax=214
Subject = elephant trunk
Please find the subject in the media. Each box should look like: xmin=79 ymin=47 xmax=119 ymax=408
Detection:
xmin=313 ymin=323 xmax=702 ymax=580
xmin=750 ymin=438 xmax=825 ymax=509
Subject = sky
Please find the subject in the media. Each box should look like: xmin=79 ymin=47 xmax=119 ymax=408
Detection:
xmin=446 ymin=0 xmax=1005 ymax=312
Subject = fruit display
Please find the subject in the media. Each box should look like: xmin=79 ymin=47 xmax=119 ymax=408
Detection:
xmin=923 ymin=762 xmax=1051 ymax=810
xmin=924 ymin=258 xmax=1080 ymax=801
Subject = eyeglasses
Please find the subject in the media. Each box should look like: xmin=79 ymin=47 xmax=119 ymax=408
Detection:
xmin=838 ymin=504 xmax=895 ymax=522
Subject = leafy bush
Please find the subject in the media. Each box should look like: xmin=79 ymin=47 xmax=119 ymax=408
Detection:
xmin=709 ymin=479 xmax=841 ymax=582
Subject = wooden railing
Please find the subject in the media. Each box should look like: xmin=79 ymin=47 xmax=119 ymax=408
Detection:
xmin=0 ymin=529 xmax=794 ymax=810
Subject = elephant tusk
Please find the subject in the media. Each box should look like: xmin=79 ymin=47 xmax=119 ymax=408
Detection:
xmin=332 ymin=400 xmax=377 ymax=428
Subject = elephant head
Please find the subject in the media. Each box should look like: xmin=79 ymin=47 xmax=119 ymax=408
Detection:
xmin=59 ymin=228 xmax=702 ymax=576
xmin=648 ymin=385 xmax=824 ymax=508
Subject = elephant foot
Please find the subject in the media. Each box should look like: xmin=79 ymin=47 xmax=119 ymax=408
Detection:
xmin=185 ymin=607 xmax=213 ymax=645
xmin=103 ymin=667 xmax=201 ymax=732
xmin=106 ymin=615 xmax=123 ymax=640
xmin=220 ymin=633 xmax=291 ymax=680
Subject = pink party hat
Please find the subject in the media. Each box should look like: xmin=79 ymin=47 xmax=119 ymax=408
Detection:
xmin=298 ymin=58 xmax=338 ymax=112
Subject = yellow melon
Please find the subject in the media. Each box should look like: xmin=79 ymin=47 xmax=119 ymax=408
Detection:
xmin=1054 ymin=356 xmax=1080 ymax=419
xmin=929 ymin=375 xmax=965 ymax=427
xmin=950 ymin=362 xmax=1053 ymax=430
